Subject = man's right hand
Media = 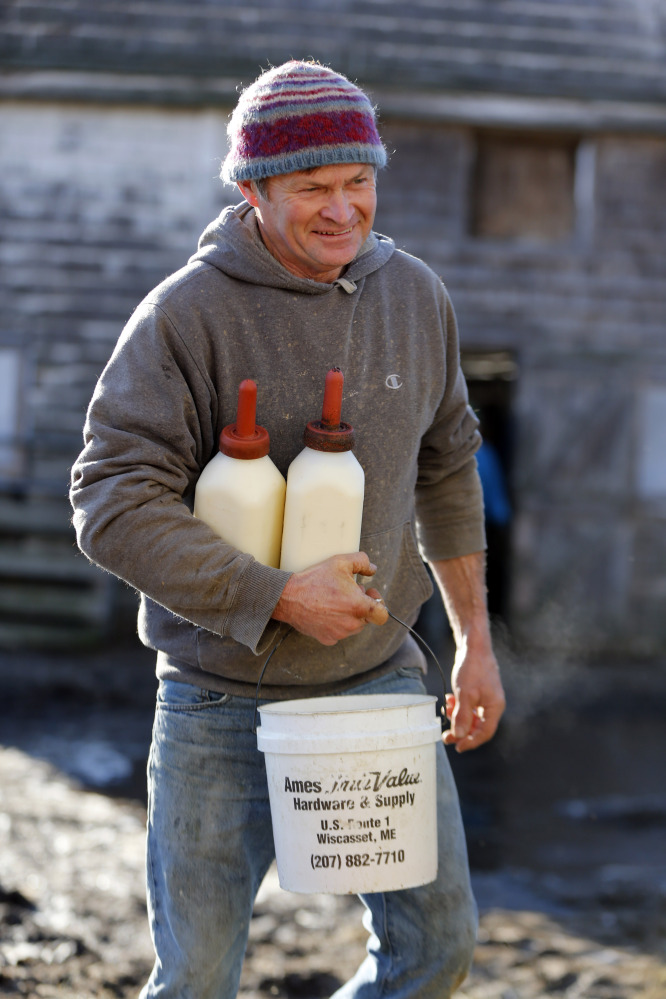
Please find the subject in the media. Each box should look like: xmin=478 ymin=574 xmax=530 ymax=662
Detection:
xmin=272 ymin=552 xmax=388 ymax=645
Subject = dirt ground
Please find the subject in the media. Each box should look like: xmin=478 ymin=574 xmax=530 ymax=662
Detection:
xmin=1 ymin=640 xmax=665 ymax=998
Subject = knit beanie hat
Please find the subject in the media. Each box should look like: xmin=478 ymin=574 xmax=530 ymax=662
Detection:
xmin=221 ymin=60 xmax=387 ymax=184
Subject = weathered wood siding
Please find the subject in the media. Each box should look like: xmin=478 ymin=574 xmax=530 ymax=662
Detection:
xmin=3 ymin=0 xmax=666 ymax=105
xmin=1 ymin=0 xmax=666 ymax=653
xmin=0 ymin=102 xmax=237 ymax=645
xmin=375 ymin=123 xmax=666 ymax=654
xmin=1 ymin=102 xmax=236 ymax=487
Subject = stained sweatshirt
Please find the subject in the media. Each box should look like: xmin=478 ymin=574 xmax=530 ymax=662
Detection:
xmin=70 ymin=202 xmax=485 ymax=698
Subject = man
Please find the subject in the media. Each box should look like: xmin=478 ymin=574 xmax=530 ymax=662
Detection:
xmin=70 ymin=61 xmax=505 ymax=999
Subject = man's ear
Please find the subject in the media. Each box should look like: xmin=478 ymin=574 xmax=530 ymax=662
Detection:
xmin=237 ymin=180 xmax=259 ymax=207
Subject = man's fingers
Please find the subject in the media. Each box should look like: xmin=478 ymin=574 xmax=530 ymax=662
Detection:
xmin=442 ymin=706 xmax=483 ymax=751
xmin=350 ymin=552 xmax=377 ymax=577
xmin=364 ymin=594 xmax=388 ymax=626
xmin=443 ymin=693 xmax=456 ymax=720
xmin=450 ymin=695 xmax=475 ymax=739
xmin=442 ymin=700 xmax=502 ymax=752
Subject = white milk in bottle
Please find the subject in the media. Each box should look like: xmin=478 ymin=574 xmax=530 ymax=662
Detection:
xmin=280 ymin=367 xmax=364 ymax=573
xmin=194 ymin=379 xmax=286 ymax=568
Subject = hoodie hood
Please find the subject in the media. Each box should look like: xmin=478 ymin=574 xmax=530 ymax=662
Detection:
xmin=190 ymin=201 xmax=395 ymax=295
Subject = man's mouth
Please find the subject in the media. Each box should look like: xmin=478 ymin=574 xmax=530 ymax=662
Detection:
xmin=314 ymin=226 xmax=354 ymax=237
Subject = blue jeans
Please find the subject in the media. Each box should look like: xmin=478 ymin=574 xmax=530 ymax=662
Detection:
xmin=140 ymin=668 xmax=477 ymax=999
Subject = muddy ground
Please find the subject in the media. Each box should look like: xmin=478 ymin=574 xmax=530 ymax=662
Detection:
xmin=1 ymin=637 xmax=665 ymax=998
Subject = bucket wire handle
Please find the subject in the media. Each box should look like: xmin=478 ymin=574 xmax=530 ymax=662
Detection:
xmin=252 ymin=607 xmax=449 ymax=733
xmin=384 ymin=608 xmax=449 ymax=707
xmin=253 ymin=625 xmax=293 ymax=733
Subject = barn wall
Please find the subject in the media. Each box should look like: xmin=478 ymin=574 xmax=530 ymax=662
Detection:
xmin=0 ymin=101 xmax=236 ymax=645
xmin=1 ymin=98 xmax=665 ymax=654
xmin=0 ymin=101 xmax=235 ymax=489
xmin=375 ymin=122 xmax=666 ymax=654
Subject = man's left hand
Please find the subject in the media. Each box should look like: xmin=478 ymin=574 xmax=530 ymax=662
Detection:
xmin=442 ymin=641 xmax=505 ymax=753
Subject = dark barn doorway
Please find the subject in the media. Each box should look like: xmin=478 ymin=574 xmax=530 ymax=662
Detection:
xmin=415 ymin=348 xmax=517 ymax=658
xmin=415 ymin=350 xmax=517 ymax=870
xmin=462 ymin=349 xmax=517 ymax=622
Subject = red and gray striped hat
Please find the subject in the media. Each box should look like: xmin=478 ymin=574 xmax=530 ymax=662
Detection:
xmin=221 ymin=60 xmax=387 ymax=184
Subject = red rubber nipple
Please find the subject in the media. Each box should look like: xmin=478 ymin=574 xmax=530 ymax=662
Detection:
xmin=220 ymin=379 xmax=270 ymax=459
xmin=304 ymin=367 xmax=355 ymax=453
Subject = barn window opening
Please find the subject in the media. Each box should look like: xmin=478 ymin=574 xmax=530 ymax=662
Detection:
xmin=0 ymin=346 xmax=24 ymax=481
xmin=471 ymin=132 xmax=577 ymax=243
xmin=637 ymin=386 xmax=666 ymax=500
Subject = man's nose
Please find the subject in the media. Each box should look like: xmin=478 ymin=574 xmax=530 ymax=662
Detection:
xmin=320 ymin=190 xmax=354 ymax=223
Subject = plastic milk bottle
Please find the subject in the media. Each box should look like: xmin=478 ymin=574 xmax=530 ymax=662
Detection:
xmin=280 ymin=368 xmax=364 ymax=572
xmin=194 ymin=379 xmax=286 ymax=568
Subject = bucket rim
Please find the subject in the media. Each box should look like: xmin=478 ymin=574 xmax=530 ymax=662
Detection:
xmin=256 ymin=720 xmax=441 ymax=755
xmin=258 ymin=692 xmax=437 ymax=718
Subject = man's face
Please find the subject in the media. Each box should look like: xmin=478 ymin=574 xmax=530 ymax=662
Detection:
xmin=238 ymin=163 xmax=377 ymax=283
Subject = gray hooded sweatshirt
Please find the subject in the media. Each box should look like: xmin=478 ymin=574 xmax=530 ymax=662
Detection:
xmin=70 ymin=202 xmax=484 ymax=698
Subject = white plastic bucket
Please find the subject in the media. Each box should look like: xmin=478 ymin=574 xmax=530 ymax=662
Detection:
xmin=257 ymin=693 xmax=441 ymax=894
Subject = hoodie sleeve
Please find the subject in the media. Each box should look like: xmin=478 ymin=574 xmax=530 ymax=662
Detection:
xmin=69 ymin=299 xmax=291 ymax=654
xmin=414 ymin=285 xmax=486 ymax=561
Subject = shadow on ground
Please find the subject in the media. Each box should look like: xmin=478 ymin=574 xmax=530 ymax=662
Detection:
xmin=1 ymin=635 xmax=665 ymax=997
